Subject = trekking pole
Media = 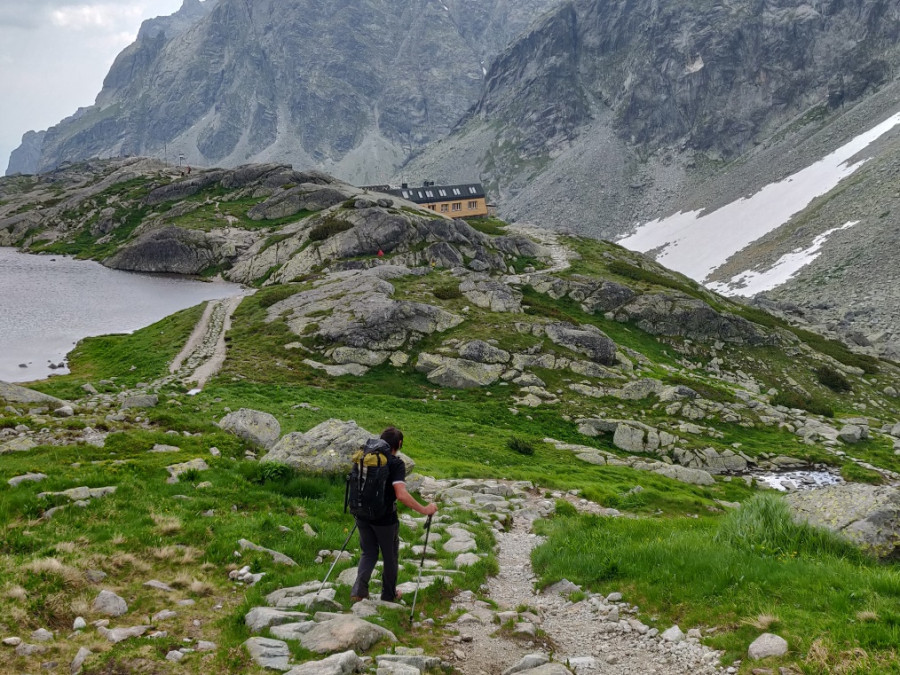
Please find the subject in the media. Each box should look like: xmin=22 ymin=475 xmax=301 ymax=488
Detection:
xmin=319 ymin=522 xmax=357 ymax=593
xmin=409 ymin=514 xmax=433 ymax=621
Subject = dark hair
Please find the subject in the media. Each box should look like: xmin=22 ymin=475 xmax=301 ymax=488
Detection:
xmin=380 ymin=427 xmax=403 ymax=451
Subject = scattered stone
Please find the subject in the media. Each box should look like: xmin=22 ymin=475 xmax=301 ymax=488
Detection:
xmin=244 ymin=637 xmax=292 ymax=671
xmin=92 ymin=590 xmax=127 ymax=617
xmin=31 ymin=628 xmax=53 ymax=642
xmin=748 ymin=633 xmax=789 ymax=659
xmin=85 ymin=570 xmax=107 ymax=583
xmin=2 ymin=637 xmax=22 ymax=647
xmin=219 ymin=408 xmax=282 ymax=449
xmin=150 ymin=443 xmax=181 ymax=453
xmin=153 ymin=610 xmax=178 ymax=622
xmin=238 ymin=538 xmax=298 ymax=566
xmin=285 ymin=650 xmax=362 ymax=675
xmin=298 ymin=615 xmax=397 ymax=654
xmin=97 ymin=625 xmax=149 ymax=644
xmin=245 ymin=607 xmax=310 ymax=633
xmin=503 ymin=653 xmax=550 ymax=675
xmin=144 ymin=580 xmax=175 ymax=592
xmin=661 ymin=625 xmax=685 ymax=643
xmin=166 ymin=650 xmax=185 ymax=662
xmin=8 ymin=472 xmax=47 ymax=487
xmin=73 ymin=617 xmax=86 ymax=630
xmin=121 ymin=394 xmax=158 ymax=409
xmin=786 ymin=484 xmax=900 ymax=558
xmin=166 ymin=458 xmax=210 ymax=483
xmin=16 ymin=642 xmax=48 ymax=657
xmin=71 ymin=647 xmax=91 ymax=674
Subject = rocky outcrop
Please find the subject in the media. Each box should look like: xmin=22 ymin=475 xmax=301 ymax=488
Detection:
xmin=786 ymin=484 xmax=900 ymax=559
xmin=103 ymin=225 xmax=252 ymax=274
xmin=614 ymin=293 xmax=766 ymax=344
xmin=265 ymin=268 xmax=463 ymax=351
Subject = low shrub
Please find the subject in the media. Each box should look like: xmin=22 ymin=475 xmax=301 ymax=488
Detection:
xmin=433 ymin=284 xmax=462 ymax=300
xmin=816 ymin=365 xmax=852 ymax=392
xmin=715 ymin=493 xmax=861 ymax=560
xmin=554 ymin=499 xmax=578 ymax=517
xmin=308 ymin=218 xmax=353 ymax=242
xmin=772 ymin=390 xmax=834 ymax=418
xmin=257 ymin=285 xmax=300 ymax=308
xmin=507 ymin=436 xmax=535 ymax=456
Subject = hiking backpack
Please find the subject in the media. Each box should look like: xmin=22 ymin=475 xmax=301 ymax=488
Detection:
xmin=345 ymin=439 xmax=392 ymax=521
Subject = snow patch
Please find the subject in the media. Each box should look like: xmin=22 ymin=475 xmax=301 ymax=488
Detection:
xmin=618 ymin=112 xmax=900 ymax=282
xmin=708 ymin=221 xmax=857 ymax=297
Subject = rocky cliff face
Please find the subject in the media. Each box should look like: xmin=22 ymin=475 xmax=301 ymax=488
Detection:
xmin=11 ymin=0 xmax=561 ymax=182
xmin=5 ymin=131 xmax=45 ymax=176
xmin=404 ymin=0 xmax=900 ymax=233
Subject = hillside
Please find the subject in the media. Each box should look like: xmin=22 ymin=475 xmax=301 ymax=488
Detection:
xmin=2 ymin=160 xmax=900 ymax=674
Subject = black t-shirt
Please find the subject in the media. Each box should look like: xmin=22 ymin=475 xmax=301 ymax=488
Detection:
xmin=368 ymin=454 xmax=406 ymax=526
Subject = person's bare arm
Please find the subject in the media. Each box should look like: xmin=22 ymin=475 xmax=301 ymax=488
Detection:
xmin=394 ymin=482 xmax=437 ymax=516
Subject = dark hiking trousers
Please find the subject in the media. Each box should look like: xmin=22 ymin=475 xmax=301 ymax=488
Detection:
xmin=350 ymin=518 xmax=400 ymax=601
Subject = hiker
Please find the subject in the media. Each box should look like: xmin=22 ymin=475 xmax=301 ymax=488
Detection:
xmin=350 ymin=427 xmax=437 ymax=602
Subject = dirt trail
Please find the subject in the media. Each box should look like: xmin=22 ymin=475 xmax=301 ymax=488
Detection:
xmin=447 ymin=491 xmax=729 ymax=675
xmin=164 ymin=294 xmax=248 ymax=390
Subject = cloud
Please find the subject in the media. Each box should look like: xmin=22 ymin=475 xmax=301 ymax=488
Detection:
xmin=0 ymin=1 xmax=152 ymax=31
xmin=51 ymin=4 xmax=145 ymax=31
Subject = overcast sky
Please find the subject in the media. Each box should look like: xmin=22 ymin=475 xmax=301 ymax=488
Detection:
xmin=0 ymin=0 xmax=184 ymax=172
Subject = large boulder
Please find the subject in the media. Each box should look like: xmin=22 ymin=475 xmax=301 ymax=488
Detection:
xmin=220 ymin=409 xmax=282 ymax=449
xmin=262 ymin=419 xmax=369 ymax=473
xmin=785 ymin=484 xmax=900 ymax=559
xmin=459 ymin=340 xmax=511 ymax=364
xmin=298 ymin=615 xmax=396 ymax=654
xmin=544 ymin=322 xmax=617 ymax=365
xmin=0 ymin=381 xmax=67 ymax=409
xmin=427 ymin=359 xmax=504 ymax=389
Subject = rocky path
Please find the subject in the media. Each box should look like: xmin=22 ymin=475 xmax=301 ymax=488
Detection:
xmin=447 ymin=489 xmax=731 ymax=675
xmin=504 ymin=223 xmax=576 ymax=278
xmin=166 ymin=294 xmax=247 ymax=390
